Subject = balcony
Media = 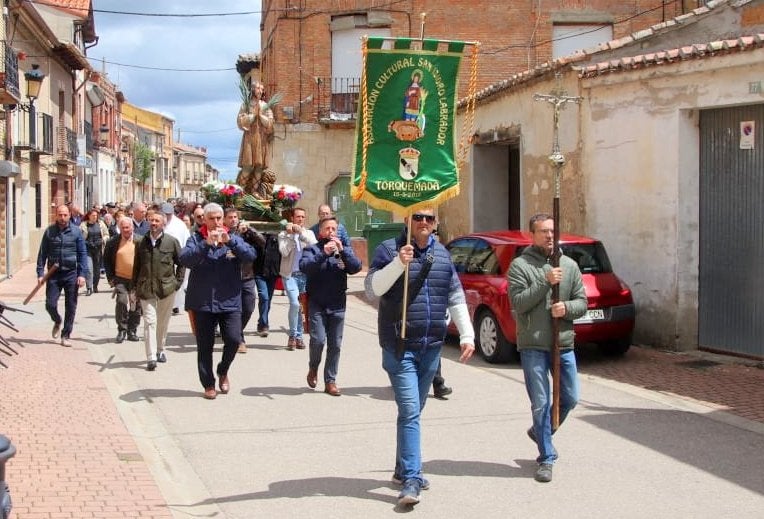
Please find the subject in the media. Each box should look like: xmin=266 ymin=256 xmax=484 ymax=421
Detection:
xmin=11 ymin=110 xmax=53 ymax=154
xmin=57 ymin=127 xmax=77 ymax=164
xmin=314 ymin=77 xmax=360 ymax=122
xmin=0 ymin=41 xmax=21 ymax=105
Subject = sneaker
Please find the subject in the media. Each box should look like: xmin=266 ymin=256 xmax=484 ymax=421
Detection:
xmin=60 ymin=337 xmax=72 ymax=347
xmin=237 ymin=343 xmax=247 ymax=354
xmin=392 ymin=474 xmax=430 ymax=490
xmin=287 ymin=337 xmax=296 ymax=351
xmin=52 ymin=322 xmax=61 ymax=339
xmin=146 ymin=361 xmax=157 ymax=371
xmin=433 ymin=385 xmax=453 ymax=399
xmin=397 ymin=479 xmax=421 ymax=506
xmin=534 ymin=463 xmax=553 ymax=483
xmin=258 ymin=326 xmax=269 ymax=337
xmin=157 ymin=351 xmax=167 ymax=363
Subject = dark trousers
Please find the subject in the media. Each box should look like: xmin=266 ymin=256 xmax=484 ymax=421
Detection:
xmin=432 ymin=359 xmax=445 ymax=389
xmin=240 ymin=278 xmax=256 ymax=342
xmin=113 ymin=277 xmax=141 ymax=333
xmin=45 ymin=270 xmax=78 ymax=338
xmin=254 ymin=275 xmax=276 ymax=330
xmin=86 ymin=247 xmax=103 ymax=291
xmin=194 ymin=310 xmax=242 ymax=389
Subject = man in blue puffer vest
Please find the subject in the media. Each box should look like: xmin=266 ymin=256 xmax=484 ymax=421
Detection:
xmin=365 ymin=207 xmax=474 ymax=507
xmin=180 ymin=202 xmax=256 ymax=400
xmin=36 ymin=204 xmax=88 ymax=347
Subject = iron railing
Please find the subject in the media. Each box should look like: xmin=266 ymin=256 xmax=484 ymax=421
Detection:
xmin=314 ymin=77 xmax=360 ymax=121
xmin=57 ymin=126 xmax=77 ymax=163
xmin=1 ymin=41 xmax=20 ymax=101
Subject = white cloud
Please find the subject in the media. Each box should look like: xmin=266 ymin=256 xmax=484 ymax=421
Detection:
xmin=91 ymin=0 xmax=261 ymax=180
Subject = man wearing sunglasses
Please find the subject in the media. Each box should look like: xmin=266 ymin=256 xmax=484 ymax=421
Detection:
xmin=366 ymin=207 xmax=475 ymax=506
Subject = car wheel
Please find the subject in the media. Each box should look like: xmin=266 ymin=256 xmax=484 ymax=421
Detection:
xmin=597 ymin=337 xmax=631 ymax=356
xmin=475 ymin=309 xmax=515 ymax=363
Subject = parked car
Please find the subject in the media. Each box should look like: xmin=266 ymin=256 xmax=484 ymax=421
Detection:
xmin=445 ymin=230 xmax=635 ymax=363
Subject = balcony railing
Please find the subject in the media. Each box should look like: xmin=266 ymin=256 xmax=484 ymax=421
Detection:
xmin=315 ymin=77 xmax=360 ymax=122
xmin=57 ymin=126 xmax=77 ymax=164
xmin=12 ymin=109 xmax=52 ymax=154
xmin=0 ymin=41 xmax=20 ymax=104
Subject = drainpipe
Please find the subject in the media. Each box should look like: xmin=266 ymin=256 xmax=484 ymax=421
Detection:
xmin=72 ymin=69 xmax=92 ymax=207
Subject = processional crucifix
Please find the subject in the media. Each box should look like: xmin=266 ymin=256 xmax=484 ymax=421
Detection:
xmin=533 ymin=74 xmax=582 ymax=429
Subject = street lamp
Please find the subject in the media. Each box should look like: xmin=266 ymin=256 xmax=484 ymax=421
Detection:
xmin=24 ymin=64 xmax=45 ymax=150
xmin=99 ymin=124 xmax=109 ymax=145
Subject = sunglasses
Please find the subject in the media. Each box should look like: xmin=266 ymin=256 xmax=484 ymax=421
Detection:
xmin=411 ymin=214 xmax=435 ymax=223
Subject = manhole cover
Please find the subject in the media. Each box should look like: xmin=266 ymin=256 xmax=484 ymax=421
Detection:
xmin=678 ymin=359 xmax=720 ymax=369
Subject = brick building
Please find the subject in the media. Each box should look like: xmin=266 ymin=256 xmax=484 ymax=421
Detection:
xmin=257 ymin=0 xmax=704 ymax=237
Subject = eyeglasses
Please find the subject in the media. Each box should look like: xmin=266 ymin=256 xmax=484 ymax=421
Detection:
xmin=194 ymin=214 xmax=204 ymax=219
xmin=411 ymin=214 xmax=435 ymax=223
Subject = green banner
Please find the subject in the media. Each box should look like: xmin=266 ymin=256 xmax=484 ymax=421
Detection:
xmin=352 ymin=37 xmax=465 ymax=213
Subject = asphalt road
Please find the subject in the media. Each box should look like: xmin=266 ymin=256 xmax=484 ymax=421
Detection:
xmin=19 ymin=273 xmax=763 ymax=518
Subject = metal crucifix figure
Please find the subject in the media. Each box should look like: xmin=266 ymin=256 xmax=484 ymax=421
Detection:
xmin=533 ymin=75 xmax=581 ymax=429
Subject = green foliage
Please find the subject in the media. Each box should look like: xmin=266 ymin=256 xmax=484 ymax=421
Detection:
xmin=133 ymin=140 xmax=154 ymax=200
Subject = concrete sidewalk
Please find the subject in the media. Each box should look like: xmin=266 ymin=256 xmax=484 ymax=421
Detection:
xmin=1 ymin=260 xmax=763 ymax=518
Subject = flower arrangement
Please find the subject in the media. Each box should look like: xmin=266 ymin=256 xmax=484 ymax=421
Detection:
xmin=200 ymin=181 xmax=244 ymax=208
xmin=272 ymin=184 xmax=302 ymax=208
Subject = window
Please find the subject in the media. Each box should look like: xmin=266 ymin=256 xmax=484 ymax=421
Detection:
xmin=35 ymin=182 xmax=41 ymax=228
xmin=446 ymin=238 xmax=476 ymax=274
xmin=552 ymin=24 xmax=613 ymax=59
xmin=467 ymin=240 xmax=500 ymax=275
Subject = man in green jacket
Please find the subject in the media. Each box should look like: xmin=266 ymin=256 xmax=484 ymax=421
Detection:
xmin=133 ymin=212 xmax=186 ymax=371
xmin=508 ymin=213 xmax=587 ymax=483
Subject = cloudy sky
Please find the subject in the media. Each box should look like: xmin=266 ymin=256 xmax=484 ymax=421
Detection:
xmin=90 ymin=0 xmax=261 ymax=180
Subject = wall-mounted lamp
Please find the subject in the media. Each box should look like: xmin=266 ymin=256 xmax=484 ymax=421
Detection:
xmin=99 ymin=124 xmax=109 ymax=144
xmin=23 ymin=64 xmax=46 ymax=149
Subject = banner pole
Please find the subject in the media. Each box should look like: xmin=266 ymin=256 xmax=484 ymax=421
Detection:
xmin=400 ymin=210 xmax=413 ymax=340
xmin=419 ymin=12 xmax=426 ymax=40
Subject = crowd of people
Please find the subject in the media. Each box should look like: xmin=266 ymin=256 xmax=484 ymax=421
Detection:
xmin=35 ymin=200 xmax=577 ymax=505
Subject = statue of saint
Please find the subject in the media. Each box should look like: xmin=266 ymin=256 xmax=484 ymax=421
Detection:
xmin=236 ymin=78 xmax=275 ymax=199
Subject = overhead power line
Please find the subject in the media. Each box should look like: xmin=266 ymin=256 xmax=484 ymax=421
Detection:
xmin=87 ymin=56 xmax=234 ymax=72
xmin=28 ymin=0 xmax=264 ymax=17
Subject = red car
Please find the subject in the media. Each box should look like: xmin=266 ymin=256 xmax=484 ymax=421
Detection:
xmin=445 ymin=230 xmax=635 ymax=363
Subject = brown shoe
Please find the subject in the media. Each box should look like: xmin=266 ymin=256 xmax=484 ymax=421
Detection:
xmin=295 ymin=337 xmax=305 ymax=349
xmin=237 ymin=343 xmax=247 ymax=354
xmin=203 ymin=387 xmax=217 ymax=400
xmin=324 ymin=382 xmax=341 ymax=396
xmin=287 ymin=337 xmax=296 ymax=350
xmin=219 ymin=375 xmax=230 ymax=394
xmin=307 ymin=368 xmax=318 ymax=388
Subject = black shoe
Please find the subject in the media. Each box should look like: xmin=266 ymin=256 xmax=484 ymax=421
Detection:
xmin=86 ymin=288 xmax=92 ymax=296
xmin=93 ymin=286 xmax=99 ymax=293
xmin=115 ymin=330 xmax=126 ymax=344
xmin=157 ymin=351 xmax=167 ymax=363
xmin=433 ymin=385 xmax=453 ymax=399
xmin=146 ymin=361 xmax=157 ymax=371
xmin=172 ymin=307 xmax=179 ymax=315
xmin=127 ymin=331 xmax=140 ymax=342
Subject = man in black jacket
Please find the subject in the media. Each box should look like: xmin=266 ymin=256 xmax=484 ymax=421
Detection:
xmin=36 ymin=204 xmax=88 ymax=347
xmin=299 ymin=216 xmax=362 ymax=396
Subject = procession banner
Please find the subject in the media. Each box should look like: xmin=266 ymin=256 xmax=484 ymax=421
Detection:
xmin=352 ymin=37 xmax=471 ymax=214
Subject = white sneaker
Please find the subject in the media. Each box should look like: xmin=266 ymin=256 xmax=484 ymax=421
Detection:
xmin=157 ymin=351 xmax=167 ymax=363
xmin=60 ymin=337 xmax=72 ymax=347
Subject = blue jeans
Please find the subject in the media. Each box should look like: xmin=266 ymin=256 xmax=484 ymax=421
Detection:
xmin=254 ymin=275 xmax=276 ymax=330
xmin=45 ymin=269 xmax=79 ymax=339
xmin=308 ymin=301 xmax=345 ymax=383
xmin=194 ymin=310 xmax=242 ymax=389
xmin=520 ymin=348 xmax=579 ymax=464
xmin=240 ymin=278 xmax=256 ymax=341
xmin=284 ymin=273 xmax=306 ymax=339
xmin=382 ymin=345 xmax=441 ymax=484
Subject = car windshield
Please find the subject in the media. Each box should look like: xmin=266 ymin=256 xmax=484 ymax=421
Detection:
xmin=515 ymin=241 xmax=613 ymax=274
xmin=560 ymin=242 xmax=612 ymax=273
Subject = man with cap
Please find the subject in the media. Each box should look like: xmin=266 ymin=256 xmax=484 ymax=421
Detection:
xmin=161 ymin=202 xmax=190 ymax=315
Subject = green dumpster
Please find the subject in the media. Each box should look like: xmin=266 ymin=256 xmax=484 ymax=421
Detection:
xmin=363 ymin=222 xmax=405 ymax=266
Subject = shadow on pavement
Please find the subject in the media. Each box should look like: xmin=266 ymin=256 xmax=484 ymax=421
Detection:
xmin=423 ymin=458 xmax=536 ymax=479
xmin=88 ymin=354 xmax=146 ymax=372
xmin=171 ymin=476 xmax=399 ymax=508
xmin=578 ymin=404 xmax=764 ymax=495
xmin=120 ymin=388 xmax=205 ymax=402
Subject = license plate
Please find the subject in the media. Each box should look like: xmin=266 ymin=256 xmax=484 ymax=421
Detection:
xmin=585 ymin=309 xmax=605 ymax=320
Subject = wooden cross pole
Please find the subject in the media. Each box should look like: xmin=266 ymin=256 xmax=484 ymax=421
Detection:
xmin=533 ymin=74 xmax=581 ymax=430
